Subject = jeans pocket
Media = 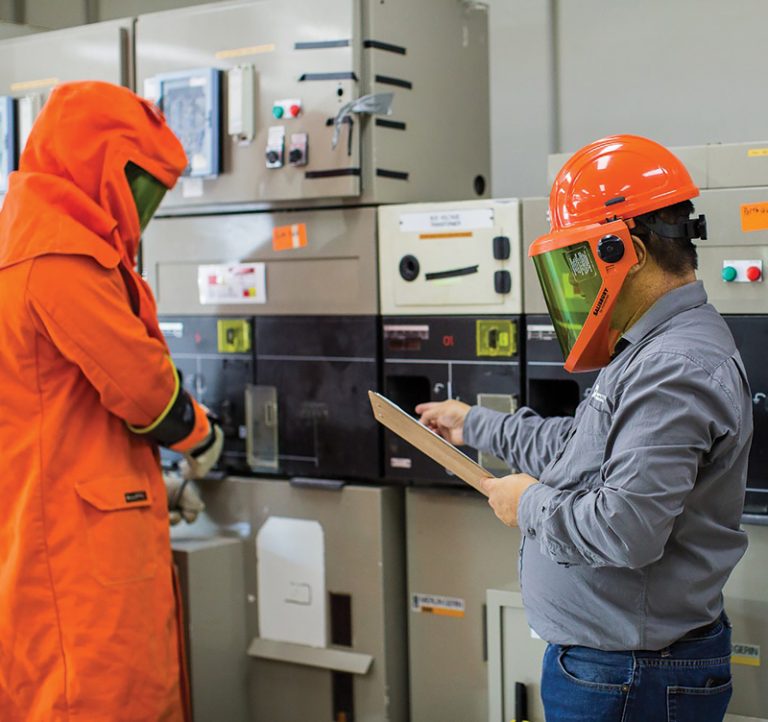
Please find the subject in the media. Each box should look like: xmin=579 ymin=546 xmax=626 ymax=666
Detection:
xmin=557 ymin=646 xmax=632 ymax=692
xmin=666 ymin=677 xmax=732 ymax=722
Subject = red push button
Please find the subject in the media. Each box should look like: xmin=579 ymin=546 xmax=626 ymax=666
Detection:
xmin=289 ymin=104 xmax=301 ymax=118
xmin=747 ymin=265 xmax=762 ymax=282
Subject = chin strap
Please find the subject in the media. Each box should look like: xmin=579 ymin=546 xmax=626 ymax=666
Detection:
xmin=635 ymin=213 xmax=707 ymax=241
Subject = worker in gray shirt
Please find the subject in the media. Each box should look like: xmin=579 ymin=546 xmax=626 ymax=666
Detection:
xmin=418 ymin=135 xmax=751 ymax=722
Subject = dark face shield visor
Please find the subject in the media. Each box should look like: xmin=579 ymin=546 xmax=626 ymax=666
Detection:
xmin=125 ymin=161 xmax=167 ymax=231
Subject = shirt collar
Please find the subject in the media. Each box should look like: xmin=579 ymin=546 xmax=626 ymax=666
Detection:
xmin=620 ymin=280 xmax=708 ymax=348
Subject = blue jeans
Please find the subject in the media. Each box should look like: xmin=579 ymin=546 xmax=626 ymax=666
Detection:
xmin=541 ymin=614 xmax=732 ymax=722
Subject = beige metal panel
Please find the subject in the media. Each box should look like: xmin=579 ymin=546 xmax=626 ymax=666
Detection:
xmin=698 ymin=246 xmax=768 ymax=315
xmin=142 ymin=206 xmax=378 ymax=315
xmin=378 ymin=199 xmax=522 ymax=316
xmin=0 ymin=18 xmax=132 ymax=96
xmin=176 ymin=477 xmax=408 ymax=722
xmin=361 ymin=0 xmax=490 ymax=204
xmin=406 ymin=487 xmax=521 ymax=722
xmin=696 ymin=187 xmax=768 ymax=244
xmin=724 ymin=524 xmax=768 ymax=720
xmin=136 ymin=0 xmax=362 ymax=206
xmin=521 ymin=196 xmax=549 ymax=314
xmin=708 ymin=142 xmax=768 ymax=190
xmin=171 ymin=536 xmax=249 ymax=722
xmin=486 ymin=588 xmax=546 ymax=722
xmin=135 ymin=0 xmax=489 ymax=210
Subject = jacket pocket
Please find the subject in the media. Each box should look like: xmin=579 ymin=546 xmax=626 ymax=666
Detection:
xmin=75 ymin=474 xmax=157 ymax=585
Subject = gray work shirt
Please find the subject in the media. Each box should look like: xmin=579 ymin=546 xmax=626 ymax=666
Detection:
xmin=465 ymin=281 xmax=751 ymax=651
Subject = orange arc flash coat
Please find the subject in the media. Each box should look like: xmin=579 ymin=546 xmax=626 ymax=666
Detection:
xmin=0 ymin=82 xmax=203 ymax=721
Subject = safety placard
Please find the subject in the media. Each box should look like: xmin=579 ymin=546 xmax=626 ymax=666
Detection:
xmin=740 ymin=202 xmax=768 ymax=233
xmin=411 ymin=593 xmax=466 ymax=618
xmin=732 ymin=643 xmax=761 ymax=667
xmin=399 ymin=208 xmax=494 ymax=234
xmin=198 ymin=263 xmax=267 ymax=305
xmin=273 ymin=223 xmax=308 ymax=252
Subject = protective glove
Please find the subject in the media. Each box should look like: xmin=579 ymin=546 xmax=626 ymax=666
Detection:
xmin=179 ymin=420 xmax=224 ymax=481
xmin=164 ymin=473 xmax=205 ymax=525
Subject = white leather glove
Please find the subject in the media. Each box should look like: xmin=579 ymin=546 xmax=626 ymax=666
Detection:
xmin=179 ymin=422 xmax=224 ymax=481
xmin=164 ymin=473 xmax=205 ymax=525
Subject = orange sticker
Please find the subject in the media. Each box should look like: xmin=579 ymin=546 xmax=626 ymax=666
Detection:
xmin=272 ymin=223 xmax=308 ymax=251
xmin=418 ymin=231 xmax=473 ymax=240
xmin=419 ymin=606 xmax=465 ymax=618
xmin=740 ymin=202 xmax=768 ymax=233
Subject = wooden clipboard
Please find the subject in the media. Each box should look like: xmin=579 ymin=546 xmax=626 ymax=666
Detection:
xmin=368 ymin=390 xmax=492 ymax=496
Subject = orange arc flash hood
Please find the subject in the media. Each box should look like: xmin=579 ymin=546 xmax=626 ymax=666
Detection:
xmin=0 ymin=80 xmax=186 ymax=340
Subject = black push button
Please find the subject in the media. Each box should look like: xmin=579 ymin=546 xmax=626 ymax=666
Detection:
xmin=493 ymin=235 xmax=511 ymax=260
xmin=494 ymin=270 xmax=511 ymax=294
xmin=399 ymin=254 xmax=420 ymax=282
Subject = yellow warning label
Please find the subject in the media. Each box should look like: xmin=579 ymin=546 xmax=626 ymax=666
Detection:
xmin=477 ymin=320 xmax=516 ymax=357
xmin=418 ymin=232 xmax=473 ymax=240
xmin=420 ymin=606 xmax=465 ymax=618
xmin=747 ymin=148 xmax=768 ymax=157
xmin=10 ymin=77 xmax=59 ymax=92
xmin=732 ymin=643 xmax=760 ymax=667
xmin=215 ymin=44 xmax=276 ymax=59
xmin=217 ymin=319 xmax=252 ymax=353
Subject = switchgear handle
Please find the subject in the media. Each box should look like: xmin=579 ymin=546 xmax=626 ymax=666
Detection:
xmin=264 ymin=401 xmax=277 ymax=427
xmin=513 ymin=681 xmax=529 ymax=722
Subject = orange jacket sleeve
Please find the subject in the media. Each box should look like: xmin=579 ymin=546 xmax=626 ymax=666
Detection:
xmin=27 ymin=254 xmax=210 ymax=452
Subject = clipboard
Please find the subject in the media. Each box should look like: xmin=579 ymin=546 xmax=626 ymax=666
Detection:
xmin=368 ymin=390 xmax=492 ymax=496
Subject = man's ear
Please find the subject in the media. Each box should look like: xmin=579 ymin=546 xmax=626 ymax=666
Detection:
xmin=628 ymin=235 xmax=647 ymax=277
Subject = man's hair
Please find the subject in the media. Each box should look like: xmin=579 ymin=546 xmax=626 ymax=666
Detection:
xmin=632 ymin=200 xmax=698 ymax=275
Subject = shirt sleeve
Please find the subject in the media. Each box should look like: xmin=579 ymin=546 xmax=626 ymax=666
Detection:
xmin=464 ymin=405 xmax=574 ymax=477
xmin=517 ymin=350 xmax=743 ymax=568
xmin=27 ymin=254 xmax=208 ymax=450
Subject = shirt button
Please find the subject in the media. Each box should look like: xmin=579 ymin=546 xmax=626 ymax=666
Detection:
xmin=527 ymin=528 xmax=537 ymax=538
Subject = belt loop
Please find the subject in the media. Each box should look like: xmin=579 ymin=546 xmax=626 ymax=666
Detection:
xmin=660 ymin=646 xmax=671 ymax=658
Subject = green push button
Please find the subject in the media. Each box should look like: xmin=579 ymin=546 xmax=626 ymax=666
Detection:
xmin=722 ymin=266 xmax=738 ymax=282
xmin=272 ymin=105 xmax=284 ymax=119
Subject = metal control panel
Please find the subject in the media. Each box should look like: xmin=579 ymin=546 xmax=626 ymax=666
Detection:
xmin=378 ymin=199 xmax=523 ymax=316
xmin=160 ymin=316 xmax=253 ymax=475
xmin=135 ymin=0 xmax=489 ymax=209
xmin=171 ymin=477 xmax=409 ymax=722
xmin=382 ymin=316 xmax=520 ymax=484
xmin=0 ymin=18 xmax=132 ymax=188
xmin=142 ymin=206 xmax=379 ymax=317
xmin=251 ymin=316 xmax=381 ymax=481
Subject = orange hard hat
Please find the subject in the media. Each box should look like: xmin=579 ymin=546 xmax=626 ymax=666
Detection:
xmin=549 ymin=134 xmax=700 ymax=230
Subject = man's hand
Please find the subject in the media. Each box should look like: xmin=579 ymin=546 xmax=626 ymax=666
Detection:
xmin=164 ymin=474 xmax=205 ymax=525
xmin=415 ymin=399 xmax=471 ymax=446
xmin=480 ymin=474 xmax=539 ymax=527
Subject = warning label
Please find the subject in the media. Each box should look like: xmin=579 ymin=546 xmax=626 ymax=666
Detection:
xmin=411 ymin=593 xmax=465 ymax=618
xmin=732 ymin=643 xmax=761 ymax=667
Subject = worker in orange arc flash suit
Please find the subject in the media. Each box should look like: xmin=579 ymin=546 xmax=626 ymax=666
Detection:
xmin=0 ymin=81 xmax=223 ymax=722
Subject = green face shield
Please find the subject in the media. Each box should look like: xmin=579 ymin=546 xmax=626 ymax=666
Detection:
xmin=532 ymin=241 xmax=604 ymax=359
xmin=125 ymin=162 xmax=167 ymax=231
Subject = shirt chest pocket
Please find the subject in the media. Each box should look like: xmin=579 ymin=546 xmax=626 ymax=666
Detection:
xmin=547 ymin=397 xmax=612 ymax=490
